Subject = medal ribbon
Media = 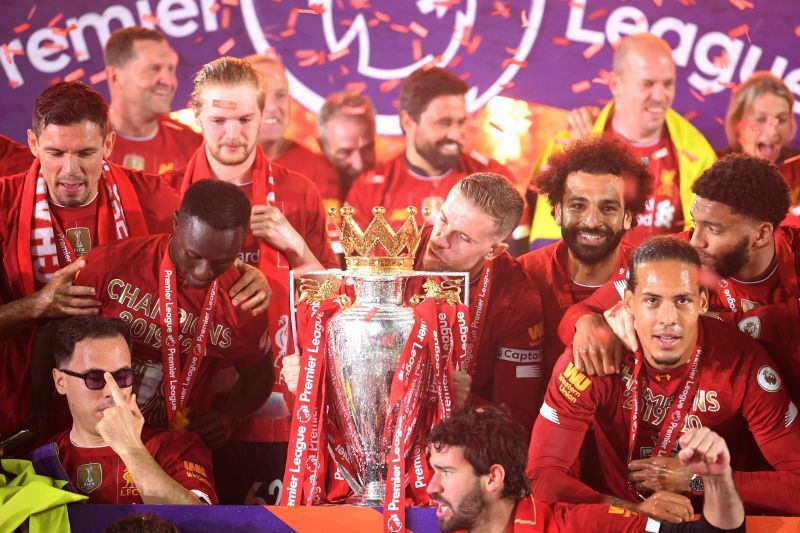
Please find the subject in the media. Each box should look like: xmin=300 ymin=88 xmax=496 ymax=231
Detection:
xmin=464 ymin=263 xmax=493 ymax=374
xmin=159 ymin=244 xmax=219 ymax=428
xmin=626 ymin=345 xmax=703 ymax=478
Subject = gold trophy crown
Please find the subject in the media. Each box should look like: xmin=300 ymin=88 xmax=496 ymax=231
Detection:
xmin=330 ymin=206 xmax=429 ymax=272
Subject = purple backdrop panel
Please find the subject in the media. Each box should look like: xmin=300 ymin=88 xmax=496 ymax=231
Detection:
xmin=0 ymin=1 xmax=798 ymax=147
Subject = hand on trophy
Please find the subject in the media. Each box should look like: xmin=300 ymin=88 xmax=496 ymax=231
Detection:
xmin=281 ymin=353 xmax=301 ymax=394
xmin=453 ymin=370 xmax=472 ymax=409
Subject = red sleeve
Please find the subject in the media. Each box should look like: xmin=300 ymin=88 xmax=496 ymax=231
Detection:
xmin=558 ymin=278 xmax=626 ymax=345
xmin=551 ymin=502 xmax=652 ymax=532
xmin=474 ymin=278 xmax=548 ymax=434
xmin=149 ymin=429 xmax=218 ymax=504
xmin=526 ymin=349 xmax=608 ymax=505
xmin=0 ymin=136 xmax=33 ymax=177
xmin=735 ymin=347 xmax=800 ymax=515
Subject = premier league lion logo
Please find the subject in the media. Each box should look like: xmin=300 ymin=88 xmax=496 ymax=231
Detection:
xmin=240 ymin=0 xmax=545 ymax=134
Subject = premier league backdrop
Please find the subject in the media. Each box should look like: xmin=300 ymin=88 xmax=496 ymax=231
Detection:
xmin=0 ymin=0 xmax=798 ymax=148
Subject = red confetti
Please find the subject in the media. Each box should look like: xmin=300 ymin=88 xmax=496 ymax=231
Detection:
xmin=459 ymin=71 xmax=471 ymax=81
xmin=501 ymin=81 xmax=515 ymax=89
xmin=47 ymin=13 xmax=63 ymax=28
xmin=340 ymin=19 xmax=352 ymax=27
xmin=368 ymin=18 xmax=380 ymax=28
xmin=683 ymin=110 xmax=698 ymax=121
xmin=681 ymin=149 xmax=698 ymax=162
xmin=448 ymin=55 xmax=463 ymax=68
xmin=209 ymin=2 xmax=220 ymax=14
xmin=389 ymin=23 xmax=409 ymax=34
xmin=795 ymin=26 xmax=800 ymax=38
xmin=587 ymin=8 xmax=607 ymax=21
xmin=221 ymin=8 xmax=231 ymax=29
xmin=727 ymin=24 xmax=749 ymax=39
xmin=729 ymin=0 xmax=753 ymax=10
xmin=491 ymin=1 xmax=511 ymax=18
xmin=364 ymin=307 xmax=378 ymax=321
xmin=700 ymin=85 xmax=715 ymax=96
xmin=141 ymin=13 xmax=161 ymax=26
xmin=521 ymin=9 xmax=528 ymax=28
xmin=8 ymin=80 xmax=20 ymax=89
xmin=287 ymin=8 xmax=299 ymax=29
xmin=409 ymin=21 xmax=428 ymax=38
xmin=552 ymin=37 xmax=570 ymax=47
xmin=42 ymin=42 xmax=65 ymax=51
xmin=48 ymin=76 xmax=61 ymax=86
xmin=339 ymin=64 xmax=349 ymax=76
xmin=501 ymin=58 xmax=528 ymax=69
xmin=2 ymin=45 xmax=11 ymax=65
xmin=718 ymin=81 xmax=738 ymax=90
xmin=327 ymin=48 xmax=350 ymax=61
xmin=374 ymin=10 xmax=390 ymax=23
xmin=217 ymin=37 xmax=235 ymax=56
xmin=379 ymin=79 xmax=401 ymax=93
xmin=64 ymin=68 xmax=85 ymax=82
xmin=583 ymin=42 xmax=603 ymax=59
xmin=572 ymin=80 xmax=591 ymax=94
xmin=568 ymin=1 xmax=585 ymax=8
xmin=221 ymin=0 xmax=239 ymax=5
xmin=653 ymin=0 xmax=663 ymax=6
xmin=346 ymin=81 xmax=367 ymax=94
xmin=27 ymin=5 xmax=37 ymax=21
xmin=295 ymin=49 xmax=317 ymax=59
xmin=466 ymin=35 xmax=482 ymax=54
xmin=350 ymin=0 xmax=370 ymax=8
xmin=714 ymin=116 xmax=725 ymax=126
xmin=14 ymin=23 xmax=30 ymax=34
xmin=412 ymin=39 xmax=422 ymax=61
xmin=505 ymin=46 xmax=520 ymax=55
xmin=90 ymin=70 xmax=107 ymax=84
xmin=280 ymin=28 xmax=296 ymax=38
xmin=298 ymin=6 xmax=324 ymax=14
xmin=489 ymin=121 xmax=504 ymax=132
xmin=689 ymin=88 xmax=705 ymax=103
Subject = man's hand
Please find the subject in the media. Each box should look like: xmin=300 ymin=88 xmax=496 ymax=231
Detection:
xmin=230 ymin=261 xmax=271 ymax=315
xmin=572 ymin=313 xmax=623 ymax=376
xmin=281 ymin=353 xmax=301 ymax=395
xmin=29 ymin=259 xmax=101 ymax=319
xmin=96 ymin=372 xmax=145 ymax=457
xmin=453 ymin=370 xmax=472 ymax=410
xmin=250 ymin=205 xmax=304 ymax=258
xmin=603 ymin=301 xmax=638 ymax=352
xmin=678 ymin=427 xmax=732 ymax=480
xmin=628 ymin=455 xmax=693 ymax=494
xmin=633 ymin=490 xmax=694 ymax=523
xmin=186 ymin=411 xmax=234 ymax=449
xmin=566 ymin=106 xmax=600 ymax=139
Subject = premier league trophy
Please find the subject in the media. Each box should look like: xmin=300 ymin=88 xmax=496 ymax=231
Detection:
xmin=282 ymin=206 xmax=469 ymax=521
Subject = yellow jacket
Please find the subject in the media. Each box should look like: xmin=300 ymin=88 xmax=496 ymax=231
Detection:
xmin=529 ymin=102 xmax=717 ymax=249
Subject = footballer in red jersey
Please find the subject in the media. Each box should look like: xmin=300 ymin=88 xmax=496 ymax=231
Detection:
xmin=429 ymin=407 xmax=745 ymax=533
xmin=109 ymin=117 xmax=202 ymax=175
xmin=519 ymin=137 xmax=652 ymax=363
xmin=104 ymin=27 xmax=201 ymax=175
xmin=528 ymin=237 xmax=800 ymax=518
xmin=345 ymin=67 xmax=529 ymax=247
xmin=75 ymin=181 xmax=273 ymax=447
xmin=0 ymin=82 xmax=180 ymax=438
xmin=44 ymin=317 xmax=216 ymax=505
xmin=274 ymin=140 xmax=342 ymax=211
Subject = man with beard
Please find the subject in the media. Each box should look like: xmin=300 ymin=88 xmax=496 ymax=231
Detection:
xmin=104 ymin=27 xmax=201 ymax=175
xmin=528 ymin=33 xmax=715 ymax=251
xmin=345 ymin=67 xmax=529 ymax=249
xmin=518 ymin=137 xmax=653 ymax=368
xmin=317 ymin=91 xmax=377 ymax=202
xmin=528 ymin=237 xmax=800 ymax=518
xmin=285 ymin=173 xmax=550 ymax=433
xmin=560 ymin=154 xmax=799 ymax=378
xmin=429 ymin=407 xmax=746 ymax=533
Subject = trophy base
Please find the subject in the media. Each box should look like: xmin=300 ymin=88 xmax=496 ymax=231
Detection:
xmin=346 ymin=480 xmax=385 ymax=507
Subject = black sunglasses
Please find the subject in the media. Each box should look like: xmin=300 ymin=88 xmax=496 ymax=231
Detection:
xmin=59 ymin=367 xmax=135 ymax=390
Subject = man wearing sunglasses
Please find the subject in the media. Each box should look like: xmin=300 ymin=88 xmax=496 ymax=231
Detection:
xmin=46 ymin=316 xmax=216 ymax=504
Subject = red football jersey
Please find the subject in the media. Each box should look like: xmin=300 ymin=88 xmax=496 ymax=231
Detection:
xmin=0 ymin=134 xmax=33 ymax=177
xmin=529 ymin=317 xmax=800 ymax=515
xmin=275 ymin=140 xmax=343 ymax=209
xmin=74 ymin=234 xmax=272 ymax=428
xmin=54 ymin=427 xmax=217 ymax=504
xmin=413 ymin=228 xmax=552 ymax=433
xmin=346 ymin=152 xmax=526 ymax=236
xmin=607 ymin=128 xmax=682 ymax=246
xmin=519 ymin=240 xmax=633 ymax=358
xmin=109 ymin=117 xmax=202 ymax=175
xmin=0 ymin=163 xmax=179 ymax=435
